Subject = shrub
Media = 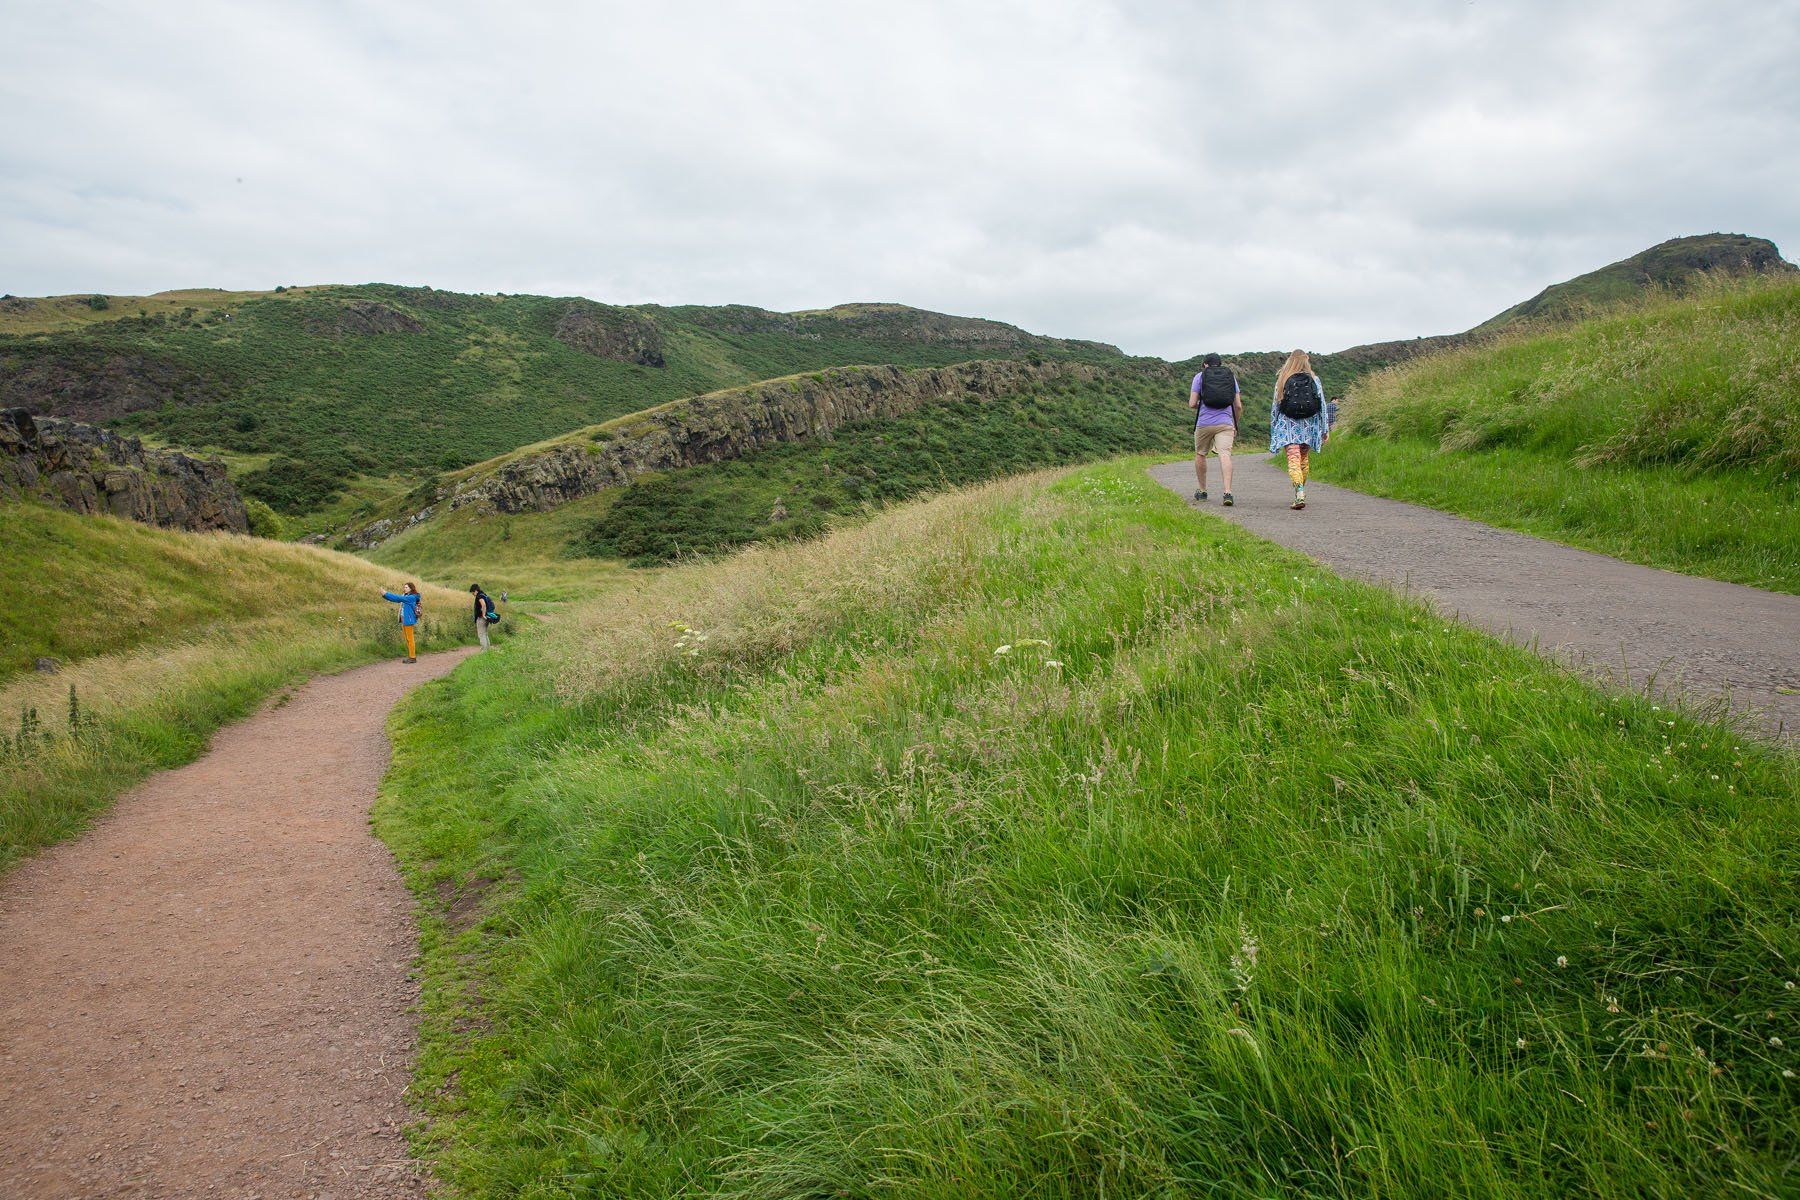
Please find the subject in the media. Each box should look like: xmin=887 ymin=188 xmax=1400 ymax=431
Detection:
xmin=243 ymin=498 xmax=286 ymax=540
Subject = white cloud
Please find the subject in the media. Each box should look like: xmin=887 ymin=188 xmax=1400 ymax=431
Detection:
xmin=0 ymin=0 xmax=1794 ymax=357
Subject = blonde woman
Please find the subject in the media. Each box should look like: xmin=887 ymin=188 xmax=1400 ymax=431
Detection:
xmin=1269 ymin=350 xmax=1329 ymax=510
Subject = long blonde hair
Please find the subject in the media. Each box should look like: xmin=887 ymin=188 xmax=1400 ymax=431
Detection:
xmin=1274 ymin=350 xmax=1313 ymax=404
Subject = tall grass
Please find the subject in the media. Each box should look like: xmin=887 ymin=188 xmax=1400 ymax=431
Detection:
xmin=1317 ymin=277 xmax=1800 ymax=589
xmin=379 ymin=459 xmax=1799 ymax=1198
xmin=0 ymin=501 xmax=476 ymax=869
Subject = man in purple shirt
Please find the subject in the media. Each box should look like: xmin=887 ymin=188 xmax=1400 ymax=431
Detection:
xmin=1188 ymin=352 xmax=1241 ymax=505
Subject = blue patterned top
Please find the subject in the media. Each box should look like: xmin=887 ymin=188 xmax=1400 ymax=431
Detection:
xmin=1268 ymin=373 xmax=1329 ymax=453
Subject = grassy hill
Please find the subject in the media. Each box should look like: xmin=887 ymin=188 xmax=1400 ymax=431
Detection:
xmin=573 ymin=369 xmax=1188 ymax=563
xmin=0 ymin=286 xmax=1124 ymax=515
xmin=0 ymin=500 xmax=475 ymax=871
xmin=359 ymin=361 xmax=1190 ymax=570
xmin=1475 ymin=234 xmax=1794 ymax=332
xmin=1317 ymin=276 xmax=1800 ymax=591
xmin=379 ymin=460 xmax=1799 ymax=1198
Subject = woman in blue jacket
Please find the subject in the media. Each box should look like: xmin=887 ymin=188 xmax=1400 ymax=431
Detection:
xmin=381 ymin=583 xmax=424 ymax=662
xmin=1269 ymin=349 xmax=1330 ymax=510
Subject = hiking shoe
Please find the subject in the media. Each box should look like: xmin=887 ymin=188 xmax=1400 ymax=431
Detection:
xmin=405 ymin=657 xmax=417 ymax=663
xmin=1194 ymin=490 xmax=1207 ymax=502
xmin=1222 ymin=493 xmax=1234 ymax=507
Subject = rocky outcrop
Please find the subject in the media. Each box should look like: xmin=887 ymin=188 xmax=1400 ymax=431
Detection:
xmin=0 ymin=347 xmax=221 ymax=424
xmin=0 ymin=408 xmax=248 ymax=533
xmin=553 ymin=301 xmax=666 ymax=367
xmin=309 ymin=300 xmax=424 ymax=337
xmin=345 ymin=359 xmax=1100 ymax=547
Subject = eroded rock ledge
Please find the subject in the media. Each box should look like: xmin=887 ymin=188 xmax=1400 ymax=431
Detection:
xmin=347 ymin=359 xmax=1103 ymax=547
xmin=0 ymin=407 xmax=248 ymax=533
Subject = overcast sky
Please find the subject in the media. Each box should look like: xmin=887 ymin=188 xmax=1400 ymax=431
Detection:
xmin=2 ymin=1 xmax=1795 ymax=357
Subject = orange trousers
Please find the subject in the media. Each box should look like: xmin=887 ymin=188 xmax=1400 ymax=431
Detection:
xmin=403 ymin=625 xmax=417 ymax=658
xmin=1283 ymin=444 xmax=1311 ymax=485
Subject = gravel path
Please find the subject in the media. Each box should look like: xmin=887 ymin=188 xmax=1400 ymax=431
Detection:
xmin=1149 ymin=458 xmax=1800 ymax=739
xmin=0 ymin=648 xmax=477 ymax=1199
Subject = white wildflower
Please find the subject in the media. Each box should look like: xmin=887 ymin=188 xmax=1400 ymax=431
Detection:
xmin=1556 ymin=955 xmax=1569 ymax=968
xmin=993 ymin=645 xmax=1012 ymax=656
xmin=1229 ymin=921 xmax=1260 ymax=993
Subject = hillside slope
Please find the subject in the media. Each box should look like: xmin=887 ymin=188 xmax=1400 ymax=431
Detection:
xmin=380 ymin=460 xmax=1800 ymax=1198
xmin=1317 ymin=276 xmax=1800 ymax=591
xmin=0 ymin=500 xmax=472 ymax=869
xmin=0 ymin=286 xmax=1123 ymax=513
xmin=1475 ymin=233 xmax=1794 ymax=332
xmin=5 ymin=233 xmax=1787 ymax=532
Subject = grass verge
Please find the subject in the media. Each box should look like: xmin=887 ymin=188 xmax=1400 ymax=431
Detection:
xmin=1316 ymin=277 xmax=1800 ymax=592
xmin=1313 ymin=439 xmax=1799 ymax=592
xmin=379 ymin=459 xmax=1798 ymax=1198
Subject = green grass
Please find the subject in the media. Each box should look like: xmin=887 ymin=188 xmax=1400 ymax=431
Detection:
xmin=574 ymin=372 xmax=1191 ymax=564
xmin=369 ymin=491 xmax=631 ymax=600
xmin=0 ymin=501 xmax=479 ymax=871
xmin=1316 ymin=441 xmax=1800 ymax=592
xmin=1316 ymin=277 xmax=1800 ymax=591
xmin=378 ymin=459 xmax=1799 ymax=1198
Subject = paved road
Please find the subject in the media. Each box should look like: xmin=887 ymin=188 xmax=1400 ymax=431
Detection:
xmin=0 ymin=649 xmax=477 ymax=1199
xmin=1149 ymin=458 xmax=1800 ymax=739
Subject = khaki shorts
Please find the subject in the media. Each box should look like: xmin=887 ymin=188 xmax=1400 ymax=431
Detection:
xmin=1193 ymin=423 xmax=1236 ymax=456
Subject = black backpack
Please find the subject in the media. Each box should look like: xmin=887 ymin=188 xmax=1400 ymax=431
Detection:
xmin=1278 ymin=373 xmax=1321 ymax=420
xmin=1197 ymin=365 xmax=1237 ymax=409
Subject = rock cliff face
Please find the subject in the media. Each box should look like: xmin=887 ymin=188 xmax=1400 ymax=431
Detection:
xmin=346 ymin=359 xmax=1102 ymax=547
xmin=0 ymin=347 xmax=222 ymax=424
xmin=309 ymin=300 xmax=425 ymax=337
xmin=0 ymin=408 xmax=248 ymax=533
xmin=553 ymin=301 xmax=666 ymax=367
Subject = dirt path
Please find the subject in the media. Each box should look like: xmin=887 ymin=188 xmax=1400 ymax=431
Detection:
xmin=0 ymin=648 xmax=477 ymax=1198
xmin=1149 ymin=458 xmax=1800 ymax=739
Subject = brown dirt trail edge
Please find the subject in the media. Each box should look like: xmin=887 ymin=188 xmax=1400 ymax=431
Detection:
xmin=1150 ymin=458 xmax=1800 ymax=739
xmin=0 ymin=647 xmax=477 ymax=1198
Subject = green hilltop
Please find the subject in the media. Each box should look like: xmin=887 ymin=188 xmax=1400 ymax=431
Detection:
xmin=1474 ymin=232 xmax=1794 ymax=331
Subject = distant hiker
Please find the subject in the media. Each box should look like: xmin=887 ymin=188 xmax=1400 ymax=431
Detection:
xmin=1188 ymin=352 xmax=1241 ymax=506
xmin=381 ymin=583 xmax=423 ymax=663
xmin=469 ymin=583 xmax=498 ymax=650
xmin=1270 ymin=350 xmax=1328 ymax=510
xmin=1327 ymin=395 xmax=1343 ymax=429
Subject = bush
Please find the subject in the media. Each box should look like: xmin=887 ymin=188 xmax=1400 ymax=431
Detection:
xmin=84 ymin=295 xmax=109 ymax=312
xmin=243 ymin=498 xmax=286 ymax=540
xmin=240 ymin=453 xmax=356 ymax=513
